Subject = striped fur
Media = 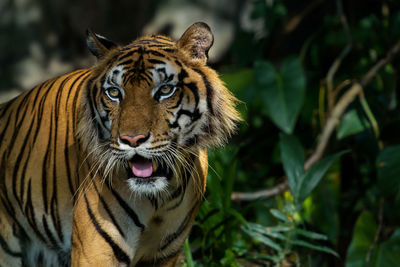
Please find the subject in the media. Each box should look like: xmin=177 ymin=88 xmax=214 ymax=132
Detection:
xmin=0 ymin=22 xmax=240 ymax=266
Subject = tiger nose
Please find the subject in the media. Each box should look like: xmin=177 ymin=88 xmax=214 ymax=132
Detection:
xmin=119 ymin=134 xmax=149 ymax=147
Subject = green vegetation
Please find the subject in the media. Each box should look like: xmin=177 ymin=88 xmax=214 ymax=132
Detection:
xmin=185 ymin=0 xmax=400 ymax=266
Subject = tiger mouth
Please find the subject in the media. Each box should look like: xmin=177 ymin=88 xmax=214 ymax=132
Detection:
xmin=127 ymin=154 xmax=173 ymax=181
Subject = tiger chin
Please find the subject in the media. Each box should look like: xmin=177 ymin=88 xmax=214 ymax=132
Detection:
xmin=0 ymin=22 xmax=240 ymax=266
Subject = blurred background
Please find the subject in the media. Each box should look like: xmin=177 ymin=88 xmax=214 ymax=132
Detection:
xmin=2 ymin=0 xmax=400 ymax=266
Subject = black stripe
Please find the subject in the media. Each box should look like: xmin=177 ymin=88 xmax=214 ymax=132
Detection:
xmin=118 ymin=49 xmax=140 ymax=61
xmin=72 ymin=72 xmax=91 ymax=132
xmin=42 ymin=215 xmax=60 ymax=250
xmin=108 ymin=186 xmax=145 ymax=231
xmin=166 ymin=175 xmax=189 ymax=211
xmin=166 ymin=187 xmax=187 ymax=211
xmin=12 ymin=114 xmax=36 ymax=209
xmin=147 ymin=195 xmax=158 ymax=210
xmin=166 ymin=118 xmax=179 ymax=129
xmin=13 ymin=89 xmax=35 ymax=127
xmin=193 ymin=68 xmax=214 ymax=115
xmin=41 ymin=107 xmax=54 ymax=214
xmin=174 ymin=60 xmax=182 ymax=67
xmin=119 ymin=59 xmax=133 ymax=66
xmin=162 ymin=48 xmax=176 ymax=53
xmin=146 ymin=50 xmax=167 ymax=58
xmin=30 ymin=81 xmax=49 ymax=113
xmin=0 ymin=115 xmax=11 ymax=146
xmin=184 ymin=82 xmax=200 ymax=106
xmin=19 ymin=81 xmax=59 ymax=206
xmin=84 ymin=194 xmax=130 ymax=265
xmin=168 ymin=108 xmax=202 ymax=130
xmin=167 ymin=91 xmax=183 ymax=109
xmin=147 ymin=143 xmax=169 ymax=151
xmin=51 ymin=77 xmax=65 ymax=243
xmin=50 ymin=194 xmax=63 ymax=243
xmin=0 ymin=158 xmax=16 ymax=219
xmin=93 ymin=182 xmax=125 ymax=238
xmin=151 ymin=36 xmax=173 ymax=42
xmin=0 ymin=98 xmax=14 ymax=118
xmin=147 ymin=44 xmax=173 ymax=48
xmin=148 ymin=59 xmax=165 ymax=65
xmin=0 ymin=195 xmax=15 ymax=224
xmin=6 ymin=79 xmax=52 ymax=159
xmin=160 ymin=202 xmax=198 ymax=251
xmin=65 ymin=70 xmax=90 ymax=112
xmin=35 ymin=79 xmax=57 ymax=132
xmin=91 ymin=85 xmax=111 ymax=138
xmin=178 ymin=68 xmax=200 ymax=106
xmin=185 ymin=135 xmax=198 ymax=146
xmin=25 ymin=179 xmax=47 ymax=243
xmin=139 ymin=71 xmax=153 ymax=84
xmin=64 ymin=72 xmax=89 ymax=198
xmin=0 ymin=233 xmax=21 ymax=258
xmin=85 ymin=83 xmax=102 ymax=139
xmin=134 ymin=39 xmax=173 ymax=46
xmin=64 ymin=142 xmax=75 ymax=202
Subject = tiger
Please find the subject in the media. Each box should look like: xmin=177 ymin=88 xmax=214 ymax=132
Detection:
xmin=0 ymin=22 xmax=240 ymax=266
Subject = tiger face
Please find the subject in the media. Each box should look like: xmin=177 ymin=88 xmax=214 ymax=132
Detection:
xmin=79 ymin=23 xmax=240 ymax=195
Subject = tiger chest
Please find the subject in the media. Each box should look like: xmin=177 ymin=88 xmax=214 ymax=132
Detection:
xmin=129 ymin=178 xmax=200 ymax=265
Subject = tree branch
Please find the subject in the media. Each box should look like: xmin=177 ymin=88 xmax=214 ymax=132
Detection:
xmin=231 ymin=39 xmax=400 ymax=202
xmin=231 ymin=181 xmax=288 ymax=202
xmin=326 ymin=0 xmax=352 ymax=112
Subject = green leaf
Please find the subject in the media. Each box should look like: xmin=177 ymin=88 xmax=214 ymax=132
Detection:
xmin=248 ymin=223 xmax=291 ymax=233
xmin=247 ymin=223 xmax=287 ymax=240
xmin=290 ymin=239 xmax=339 ymax=257
xmin=263 ymin=231 xmax=286 ymax=240
xmin=375 ymin=229 xmax=400 ymax=266
xmin=246 ymin=253 xmax=282 ymax=263
xmin=270 ymin=209 xmax=291 ymax=223
xmin=337 ymin=109 xmax=371 ymax=139
xmin=255 ymin=57 xmax=306 ymax=134
xmin=220 ymin=249 xmax=238 ymax=266
xmin=279 ymin=134 xmax=305 ymax=199
xmin=183 ymin=238 xmax=195 ymax=267
xmin=346 ymin=211 xmax=377 ymax=267
xmin=293 ymin=228 xmax=328 ymax=241
xmin=226 ymin=208 xmax=249 ymax=227
xmin=376 ymin=145 xmax=400 ymax=196
xmin=242 ymin=226 xmax=282 ymax=251
xmin=221 ymin=69 xmax=254 ymax=93
xmin=296 ymin=151 xmax=346 ymax=204
xmin=347 ymin=215 xmax=400 ymax=267
xmin=224 ymin=159 xmax=237 ymax=209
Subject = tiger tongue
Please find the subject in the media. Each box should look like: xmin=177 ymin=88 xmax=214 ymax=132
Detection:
xmin=131 ymin=159 xmax=153 ymax=178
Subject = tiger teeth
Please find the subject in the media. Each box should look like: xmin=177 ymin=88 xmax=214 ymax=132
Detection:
xmin=152 ymin=161 xmax=157 ymax=172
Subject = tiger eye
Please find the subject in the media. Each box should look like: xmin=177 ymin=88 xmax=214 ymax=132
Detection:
xmin=108 ymin=87 xmax=120 ymax=98
xmin=160 ymin=85 xmax=172 ymax=95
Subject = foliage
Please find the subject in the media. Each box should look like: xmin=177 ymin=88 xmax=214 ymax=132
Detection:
xmin=184 ymin=0 xmax=400 ymax=266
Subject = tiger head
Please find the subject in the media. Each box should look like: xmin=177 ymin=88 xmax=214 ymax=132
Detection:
xmin=79 ymin=22 xmax=240 ymax=195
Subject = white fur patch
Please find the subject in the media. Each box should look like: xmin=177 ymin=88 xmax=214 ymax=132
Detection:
xmin=150 ymin=62 xmax=179 ymax=97
xmin=102 ymin=65 xmax=126 ymax=100
xmin=127 ymin=177 xmax=169 ymax=195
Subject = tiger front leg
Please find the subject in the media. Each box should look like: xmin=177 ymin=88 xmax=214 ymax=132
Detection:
xmin=71 ymin=179 xmax=137 ymax=267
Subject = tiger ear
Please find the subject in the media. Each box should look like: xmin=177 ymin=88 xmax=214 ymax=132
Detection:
xmin=86 ymin=29 xmax=118 ymax=59
xmin=177 ymin=22 xmax=214 ymax=64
